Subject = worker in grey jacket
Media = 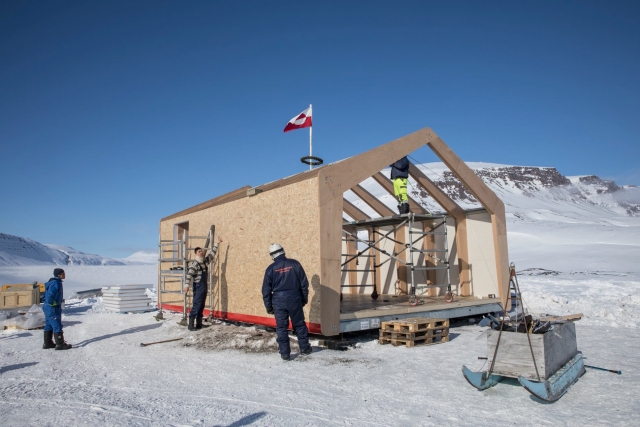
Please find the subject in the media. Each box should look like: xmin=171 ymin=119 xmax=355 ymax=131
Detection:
xmin=183 ymin=236 xmax=222 ymax=331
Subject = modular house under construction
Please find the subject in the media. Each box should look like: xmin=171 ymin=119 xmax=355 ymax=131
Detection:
xmin=157 ymin=127 xmax=509 ymax=336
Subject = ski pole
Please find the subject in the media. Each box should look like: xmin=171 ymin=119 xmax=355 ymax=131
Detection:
xmin=585 ymin=364 xmax=621 ymax=375
xmin=140 ymin=338 xmax=183 ymax=347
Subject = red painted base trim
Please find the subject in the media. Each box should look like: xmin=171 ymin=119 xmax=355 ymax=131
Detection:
xmin=160 ymin=303 xmax=322 ymax=334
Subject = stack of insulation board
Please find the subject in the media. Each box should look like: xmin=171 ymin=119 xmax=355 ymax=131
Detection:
xmin=101 ymin=285 xmax=152 ymax=313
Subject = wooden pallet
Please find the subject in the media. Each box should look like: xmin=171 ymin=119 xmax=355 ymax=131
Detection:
xmin=379 ymin=317 xmax=450 ymax=348
xmin=379 ymin=330 xmax=449 ymax=348
xmin=381 ymin=317 xmax=449 ymax=333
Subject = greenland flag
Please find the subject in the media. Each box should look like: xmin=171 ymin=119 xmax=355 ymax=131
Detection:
xmin=283 ymin=106 xmax=312 ymax=132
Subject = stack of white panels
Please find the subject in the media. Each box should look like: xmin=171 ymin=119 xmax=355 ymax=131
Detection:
xmin=101 ymin=285 xmax=153 ymax=313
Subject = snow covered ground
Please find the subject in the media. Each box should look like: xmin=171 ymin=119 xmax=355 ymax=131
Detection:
xmin=1 ymin=267 xmax=639 ymax=425
xmin=0 ymin=289 xmax=638 ymax=426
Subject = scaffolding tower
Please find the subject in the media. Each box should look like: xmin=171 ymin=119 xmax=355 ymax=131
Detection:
xmin=341 ymin=212 xmax=453 ymax=305
xmin=157 ymin=225 xmax=217 ymax=321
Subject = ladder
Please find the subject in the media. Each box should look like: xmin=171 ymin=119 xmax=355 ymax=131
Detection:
xmin=156 ymin=225 xmax=216 ymax=322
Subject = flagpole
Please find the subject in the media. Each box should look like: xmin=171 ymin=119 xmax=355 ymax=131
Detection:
xmin=309 ymin=103 xmax=313 ymax=170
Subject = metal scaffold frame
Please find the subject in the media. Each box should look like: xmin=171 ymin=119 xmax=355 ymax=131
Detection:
xmin=156 ymin=225 xmax=217 ymax=322
xmin=341 ymin=212 xmax=453 ymax=306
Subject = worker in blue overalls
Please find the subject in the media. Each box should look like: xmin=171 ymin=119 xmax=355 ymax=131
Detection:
xmin=43 ymin=268 xmax=72 ymax=350
xmin=262 ymin=243 xmax=312 ymax=361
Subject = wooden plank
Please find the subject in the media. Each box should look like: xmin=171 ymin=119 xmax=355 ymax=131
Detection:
xmin=379 ymin=332 xmax=449 ymax=348
xmin=381 ymin=317 xmax=449 ymax=332
xmin=343 ymin=199 xmax=370 ymax=221
xmin=380 ymin=329 xmax=449 ymax=339
xmin=256 ymin=167 xmax=322 ymax=193
xmin=343 ymin=224 xmax=358 ymax=294
xmin=540 ymin=313 xmax=583 ymax=322
xmin=407 ymin=163 xmax=466 ymax=218
xmin=4 ymin=325 xmax=44 ymax=331
xmin=350 ymin=185 xmax=396 ymax=217
xmin=319 ymin=195 xmax=343 ymax=336
xmin=161 ymin=185 xmax=252 ymax=221
xmin=423 ymin=219 xmax=437 ymax=297
xmin=394 ymin=224 xmax=407 ymax=295
xmin=373 ymin=227 xmax=381 ymax=297
xmin=371 ymin=172 xmax=428 ymax=214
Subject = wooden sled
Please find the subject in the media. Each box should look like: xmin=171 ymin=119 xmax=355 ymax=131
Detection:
xmin=518 ymin=353 xmax=586 ymax=402
xmin=462 ymin=350 xmax=585 ymax=402
xmin=461 ymin=365 xmax=504 ymax=390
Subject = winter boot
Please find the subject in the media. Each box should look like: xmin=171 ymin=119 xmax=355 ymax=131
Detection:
xmin=196 ymin=315 xmax=209 ymax=329
xmin=43 ymin=330 xmax=56 ymax=349
xmin=281 ymin=353 xmax=290 ymax=361
xmin=188 ymin=317 xmax=196 ymax=331
xmin=54 ymin=332 xmax=72 ymax=350
xmin=300 ymin=346 xmax=313 ymax=355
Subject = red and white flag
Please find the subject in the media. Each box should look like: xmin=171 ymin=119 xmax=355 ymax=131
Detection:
xmin=283 ymin=106 xmax=312 ymax=133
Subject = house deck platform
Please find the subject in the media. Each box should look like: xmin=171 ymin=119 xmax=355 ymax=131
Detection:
xmin=339 ymin=294 xmax=501 ymax=333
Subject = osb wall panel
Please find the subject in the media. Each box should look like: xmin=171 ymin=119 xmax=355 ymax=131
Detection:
xmin=159 ymin=178 xmax=321 ymax=324
xmin=466 ymin=210 xmax=500 ymax=298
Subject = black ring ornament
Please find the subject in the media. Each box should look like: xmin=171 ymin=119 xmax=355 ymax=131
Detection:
xmin=301 ymin=156 xmax=324 ymax=166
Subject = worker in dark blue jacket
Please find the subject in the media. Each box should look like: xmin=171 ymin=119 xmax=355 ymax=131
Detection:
xmin=390 ymin=156 xmax=410 ymax=214
xmin=43 ymin=268 xmax=72 ymax=350
xmin=262 ymin=243 xmax=312 ymax=360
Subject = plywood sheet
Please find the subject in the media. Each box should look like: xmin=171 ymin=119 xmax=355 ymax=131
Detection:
xmin=160 ymin=177 xmax=321 ymax=324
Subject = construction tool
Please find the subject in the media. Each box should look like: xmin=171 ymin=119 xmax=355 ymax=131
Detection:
xmin=140 ymin=338 xmax=183 ymax=347
xmin=585 ymin=364 xmax=621 ymax=375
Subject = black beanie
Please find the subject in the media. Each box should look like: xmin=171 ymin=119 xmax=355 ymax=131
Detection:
xmin=53 ymin=268 xmax=65 ymax=278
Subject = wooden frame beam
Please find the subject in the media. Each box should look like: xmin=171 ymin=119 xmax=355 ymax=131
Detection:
xmin=350 ymin=185 xmax=395 ymax=217
xmin=343 ymin=199 xmax=370 ymax=221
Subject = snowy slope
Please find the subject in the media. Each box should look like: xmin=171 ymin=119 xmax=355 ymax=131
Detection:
xmin=44 ymin=244 xmax=127 ymax=266
xmin=0 ymin=232 xmax=155 ymax=266
xmin=0 ymin=232 xmax=69 ymax=266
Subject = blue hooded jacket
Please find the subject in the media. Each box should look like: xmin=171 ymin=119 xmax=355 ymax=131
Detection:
xmin=262 ymin=255 xmax=309 ymax=309
xmin=390 ymin=156 xmax=409 ymax=180
xmin=44 ymin=277 xmax=63 ymax=307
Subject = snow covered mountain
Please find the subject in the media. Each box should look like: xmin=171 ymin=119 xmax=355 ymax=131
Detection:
xmin=346 ymin=162 xmax=640 ymax=274
xmin=0 ymin=233 xmax=157 ymax=267
xmin=344 ymin=162 xmax=639 ymax=220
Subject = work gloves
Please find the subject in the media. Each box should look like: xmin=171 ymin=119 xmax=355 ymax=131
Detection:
xmin=302 ymin=298 xmax=308 ymax=307
xmin=266 ymin=306 xmax=274 ymax=315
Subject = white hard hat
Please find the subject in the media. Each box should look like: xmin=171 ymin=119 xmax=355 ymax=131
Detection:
xmin=269 ymin=243 xmax=285 ymax=260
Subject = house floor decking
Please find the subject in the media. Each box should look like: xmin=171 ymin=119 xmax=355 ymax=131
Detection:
xmin=339 ymin=294 xmax=502 ymax=333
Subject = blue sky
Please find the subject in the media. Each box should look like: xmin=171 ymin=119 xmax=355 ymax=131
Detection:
xmin=1 ymin=1 xmax=639 ymax=258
